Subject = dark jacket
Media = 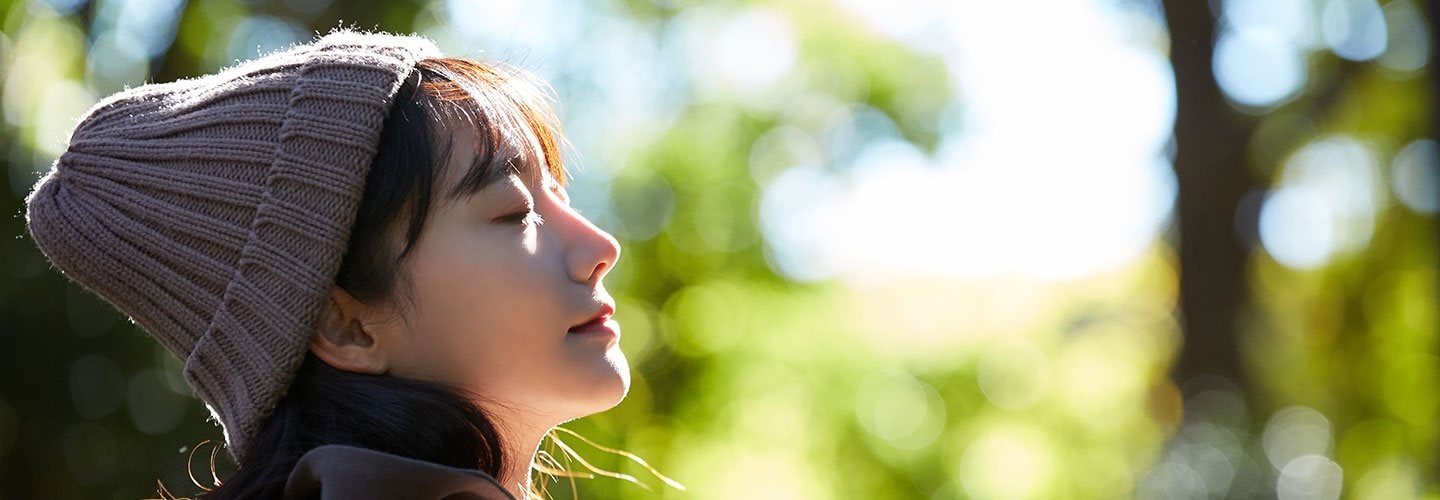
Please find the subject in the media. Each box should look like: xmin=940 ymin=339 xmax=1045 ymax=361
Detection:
xmin=282 ymin=445 xmax=516 ymax=500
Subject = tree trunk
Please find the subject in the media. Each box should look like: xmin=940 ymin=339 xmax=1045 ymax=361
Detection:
xmin=1161 ymin=1 xmax=1259 ymax=394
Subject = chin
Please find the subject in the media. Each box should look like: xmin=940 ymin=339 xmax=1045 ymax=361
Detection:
xmin=599 ymin=348 xmax=632 ymax=409
xmin=572 ymin=348 xmax=631 ymax=418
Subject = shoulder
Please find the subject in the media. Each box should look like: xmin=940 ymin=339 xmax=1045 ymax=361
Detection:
xmin=282 ymin=444 xmax=515 ymax=500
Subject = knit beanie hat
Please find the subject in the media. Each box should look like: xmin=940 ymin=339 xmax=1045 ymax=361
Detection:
xmin=23 ymin=29 xmax=441 ymax=460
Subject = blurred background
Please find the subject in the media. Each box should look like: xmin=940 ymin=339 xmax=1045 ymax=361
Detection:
xmin=0 ymin=0 xmax=1435 ymax=498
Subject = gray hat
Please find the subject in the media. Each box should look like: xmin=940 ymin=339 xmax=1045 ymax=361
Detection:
xmin=24 ymin=29 xmax=441 ymax=459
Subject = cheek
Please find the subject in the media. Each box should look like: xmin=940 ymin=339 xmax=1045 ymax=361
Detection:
xmin=401 ymin=232 xmax=558 ymax=386
xmin=400 ymin=230 xmax=584 ymax=391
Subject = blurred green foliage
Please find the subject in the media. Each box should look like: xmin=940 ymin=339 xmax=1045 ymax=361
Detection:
xmin=1241 ymin=65 xmax=1440 ymax=498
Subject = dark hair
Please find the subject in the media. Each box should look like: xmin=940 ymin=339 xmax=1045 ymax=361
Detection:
xmin=202 ymin=57 xmax=569 ymax=499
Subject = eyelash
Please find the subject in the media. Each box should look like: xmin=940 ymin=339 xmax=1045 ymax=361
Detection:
xmin=496 ymin=208 xmax=542 ymax=226
xmin=493 ymin=181 xmax=566 ymax=226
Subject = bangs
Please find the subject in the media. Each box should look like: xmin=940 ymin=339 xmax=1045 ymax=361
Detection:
xmin=353 ymin=57 xmax=573 ymax=270
xmin=414 ymin=58 xmax=570 ymax=202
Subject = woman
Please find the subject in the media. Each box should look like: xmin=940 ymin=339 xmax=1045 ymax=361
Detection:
xmin=24 ymin=30 xmax=631 ymax=499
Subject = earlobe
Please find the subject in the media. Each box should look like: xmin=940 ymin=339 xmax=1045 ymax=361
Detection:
xmin=309 ymin=287 xmax=389 ymax=374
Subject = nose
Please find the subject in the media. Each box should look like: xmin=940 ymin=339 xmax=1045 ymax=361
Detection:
xmin=563 ymin=208 xmax=621 ymax=284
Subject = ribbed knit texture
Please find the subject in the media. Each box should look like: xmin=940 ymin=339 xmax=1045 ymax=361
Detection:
xmin=23 ymin=30 xmax=440 ymax=460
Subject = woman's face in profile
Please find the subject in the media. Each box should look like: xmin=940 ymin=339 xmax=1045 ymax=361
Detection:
xmin=381 ymin=120 xmax=628 ymax=427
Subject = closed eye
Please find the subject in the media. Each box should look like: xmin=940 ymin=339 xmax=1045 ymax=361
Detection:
xmin=495 ymin=208 xmax=544 ymax=227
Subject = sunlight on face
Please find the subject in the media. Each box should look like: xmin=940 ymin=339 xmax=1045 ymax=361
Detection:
xmin=385 ymin=118 xmax=628 ymax=428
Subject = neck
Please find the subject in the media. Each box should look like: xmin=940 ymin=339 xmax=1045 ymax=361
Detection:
xmin=496 ymin=420 xmax=553 ymax=499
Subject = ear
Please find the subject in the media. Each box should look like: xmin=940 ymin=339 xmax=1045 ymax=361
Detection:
xmin=309 ymin=287 xmax=391 ymax=374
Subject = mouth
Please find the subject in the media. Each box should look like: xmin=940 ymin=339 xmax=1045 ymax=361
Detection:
xmin=568 ymin=303 xmax=616 ymax=336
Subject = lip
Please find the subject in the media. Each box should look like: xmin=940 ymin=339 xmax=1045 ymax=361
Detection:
xmin=568 ymin=304 xmax=618 ymax=338
xmin=567 ymin=317 xmax=619 ymax=341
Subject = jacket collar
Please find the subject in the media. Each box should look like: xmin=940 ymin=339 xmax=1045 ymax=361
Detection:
xmin=283 ymin=444 xmax=517 ymax=500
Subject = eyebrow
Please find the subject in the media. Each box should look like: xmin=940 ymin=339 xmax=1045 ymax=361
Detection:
xmin=445 ymin=150 xmax=520 ymax=202
xmin=443 ymin=136 xmax=551 ymax=205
